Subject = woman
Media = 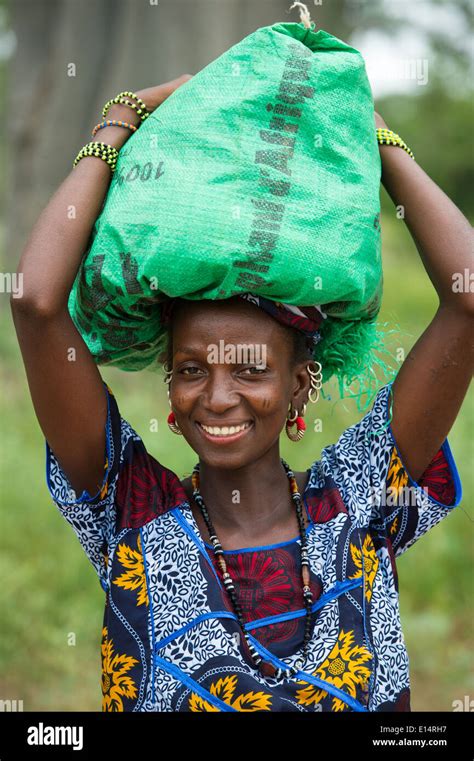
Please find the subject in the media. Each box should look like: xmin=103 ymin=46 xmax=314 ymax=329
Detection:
xmin=10 ymin=77 xmax=473 ymax=712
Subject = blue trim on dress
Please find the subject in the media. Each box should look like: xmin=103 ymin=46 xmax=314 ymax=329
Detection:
xmin=438 ymin=439 xmax=462 ymax=506
xmin=292 ymin=668 xmax=369 ymax=713
xmin=385 ymin=382 xmax=462 ymax=509
xmin=154 ymin=655 xmax=238 ymax=712
xmin=108 ymin=571 xmax=149 ymax=711
xmin=244 ymin=632 xmax=368 ymax=713
xmin=45 ymin=379 xmax=113 ymax=507
xmin=154 ymin=578 xmax=363 ymax=651
xmin=245 ymin=577 xmax=363 ymax=630
xmin=170 ymin=507 xmax=224 ymax=590
xmin=140 ymin=527 xmax=157 ymax=706
xmin=154 ymin=607 xmax=368 ymax=712
xmin=155 ymin=610 xmax=238 ymax=653
xmin=203 ymin=520 xmax=314 ymax=554
xmin=359 ymin=529 xmax=376 ymax=701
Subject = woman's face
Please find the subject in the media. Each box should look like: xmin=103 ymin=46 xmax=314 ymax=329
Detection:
xmin=168 ymin=298 xmax=311 ymax=470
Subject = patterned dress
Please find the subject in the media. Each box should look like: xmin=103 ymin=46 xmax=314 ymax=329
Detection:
xmin=45 ymin=379 xmax=461 ymax=712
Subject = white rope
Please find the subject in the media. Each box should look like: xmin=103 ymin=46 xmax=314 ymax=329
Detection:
xmin=288 ymin=1 xmax=313 ymax=29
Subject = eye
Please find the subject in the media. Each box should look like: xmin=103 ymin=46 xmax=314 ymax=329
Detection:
xmin=180 ymin=366 xmax=205 ymax=376
xmin=239 ymin=366 xmax=267 ymax=375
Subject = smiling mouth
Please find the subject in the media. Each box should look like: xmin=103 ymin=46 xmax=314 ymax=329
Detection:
xmin=196 ymin=421 xmax=253 ymax=442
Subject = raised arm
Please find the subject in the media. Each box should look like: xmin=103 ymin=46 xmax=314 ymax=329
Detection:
xmin=375 ymin=112 xmax=474 ymax=482
xmin=10 ymin=76 xmax=191 ymax=498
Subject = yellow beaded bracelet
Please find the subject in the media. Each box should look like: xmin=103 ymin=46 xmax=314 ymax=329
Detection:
xmin=102 ymin=90 xmax=149 ymax=122
xmin=73 ymin=142 xmax=119 ymax=173
xmin=376 ymin=128 xmax=415 ymax=160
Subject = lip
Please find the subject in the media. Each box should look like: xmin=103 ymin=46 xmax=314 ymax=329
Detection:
xmin=195 ymin=421 xmax=254 ymax=444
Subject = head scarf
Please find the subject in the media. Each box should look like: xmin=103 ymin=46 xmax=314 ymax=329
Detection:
xmin=160 ymin=293 xmax=326 ymax=356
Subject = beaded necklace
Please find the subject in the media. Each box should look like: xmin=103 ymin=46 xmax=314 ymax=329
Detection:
xmin=190 ymin=458 xmax=313 ymax=680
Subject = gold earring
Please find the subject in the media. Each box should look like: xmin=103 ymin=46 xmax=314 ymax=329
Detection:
xmin=167 ymin=410 xmax=183 ymax=435
xmin=163 ymin=362 xmax=173 ymax=385
xmin=163 ymin=363 xmax=182 ymax=435
xmin=307 ymin=361 xmax=322 ymax=404
xmin=285 ymin=404 xmax=306 ymax=442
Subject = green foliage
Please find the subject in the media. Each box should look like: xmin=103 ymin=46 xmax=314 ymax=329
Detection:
xmin=378 ymin=83 xmax=474 ymax=219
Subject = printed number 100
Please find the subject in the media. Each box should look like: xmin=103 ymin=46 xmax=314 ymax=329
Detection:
xmin=115 ymin=161 xmax=164 ymax=185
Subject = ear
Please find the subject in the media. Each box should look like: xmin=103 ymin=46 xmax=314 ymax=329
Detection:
xmin=290 ymin=360 xmax=314 ymax=412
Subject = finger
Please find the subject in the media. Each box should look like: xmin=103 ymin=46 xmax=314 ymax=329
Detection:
xmin=135 ymin=75 xmax=193 ymax=112
xmin=155 ymin=74 xmax=193 ymax=104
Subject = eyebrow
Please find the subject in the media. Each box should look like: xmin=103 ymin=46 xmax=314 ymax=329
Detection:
xmin=173 ymin=345 xmax=273 ymax=361
xmin=173 ymin=346 xmax=206 ymax=356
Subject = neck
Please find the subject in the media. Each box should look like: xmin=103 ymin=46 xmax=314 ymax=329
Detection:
xmin=196 ymin=445 xmax=295 ymax=537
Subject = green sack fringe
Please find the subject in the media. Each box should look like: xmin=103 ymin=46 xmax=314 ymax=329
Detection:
xmin=314 ymin=315 xmax=402 ymax=413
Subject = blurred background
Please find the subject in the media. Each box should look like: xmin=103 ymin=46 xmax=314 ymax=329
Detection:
xmin=0 ymin=0 xmax=472 ymax=711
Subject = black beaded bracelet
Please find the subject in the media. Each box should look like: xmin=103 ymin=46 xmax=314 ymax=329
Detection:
xmin=102 ymin=90 xmax=150 ymax=122
xmin=73 ymin=141 xmax=119 ymax=173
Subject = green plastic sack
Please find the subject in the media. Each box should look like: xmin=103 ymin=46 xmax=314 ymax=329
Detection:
xmin=69 ymin=20 xmax=384 ymax=393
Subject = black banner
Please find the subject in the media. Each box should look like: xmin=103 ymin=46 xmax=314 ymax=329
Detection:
xmin=0 ymin=710 xmax=471 ymax=759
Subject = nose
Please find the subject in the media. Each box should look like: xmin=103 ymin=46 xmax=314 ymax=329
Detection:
xmin=200 ymin=367 xmax=243 ymax=414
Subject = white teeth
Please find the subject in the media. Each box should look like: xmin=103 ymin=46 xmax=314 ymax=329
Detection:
xmin=200 ymin=422 xmax=250 ymax=436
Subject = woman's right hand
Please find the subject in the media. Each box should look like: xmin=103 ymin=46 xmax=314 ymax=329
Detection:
xmin=95 ymin=74 xmax=193 ymax=151
xmin=104 ymin=75 xmax=193 ymax=144
xmin=107 ymin=74 xmax=193 ymax=123
xmin=11 ymin=73 xmax=193 ymax=500
xmin=134 ymin=74 xmax=193 ymax=114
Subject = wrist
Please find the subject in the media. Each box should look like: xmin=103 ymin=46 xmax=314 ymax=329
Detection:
xmin=91 ymin=105 xmax=140 ymax=150
xmin=376 ymin=127 xmax=415 ymax=161
xmin=106 ymin=103 xmax=141 ymax=126
xmin=374 ymin=110 xmax=388 ymax=130
xmin=92 ymin=127 xmax=130 ymax=151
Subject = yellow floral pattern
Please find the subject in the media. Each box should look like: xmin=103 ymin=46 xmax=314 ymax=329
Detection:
xmin=99 ymin=455 xmax=109 ymax=500
xmin=189 ymin=674 xmax=272 ymax=712
xmin=112 ymin=534 xmax=149 ymax=606
xmin=348 ymin=534 xmax=379 ymax=603
xmin=101 ymin=626 xmax=139 ymax=711
xmin=295 ymin=629 xmax=372 ymax=712
xmin=387 ymin=448 xmax=409 ymax=495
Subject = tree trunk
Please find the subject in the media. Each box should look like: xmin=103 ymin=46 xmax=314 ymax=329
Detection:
xmin=6 ymin=0 xmax=359 ymax=264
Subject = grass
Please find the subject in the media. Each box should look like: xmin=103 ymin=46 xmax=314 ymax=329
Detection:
xmin=0 ymin=212 xmax=472 ymax=711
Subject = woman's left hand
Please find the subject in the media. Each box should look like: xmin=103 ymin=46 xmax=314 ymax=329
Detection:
xmin=134 ymin=75 xmax=193 ymax=114
xmin=375 ymin=106 xmax=473 ymax=482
